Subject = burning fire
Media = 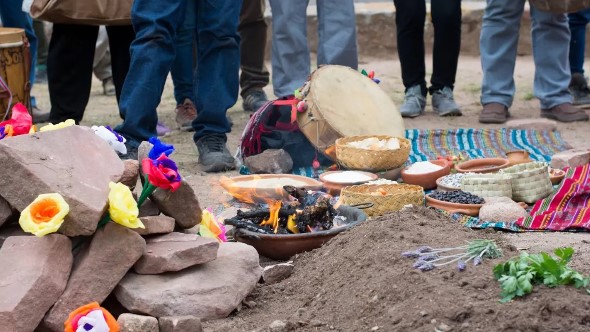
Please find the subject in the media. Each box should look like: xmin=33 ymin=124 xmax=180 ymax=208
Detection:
xmin=259 ymin=200 xmax=282 ymax=233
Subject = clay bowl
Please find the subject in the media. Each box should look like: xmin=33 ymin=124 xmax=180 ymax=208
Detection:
xmin=549 ymin=168 xmax=566 ymax=185
xmin=506 ymin=150 xmax=532 ymax=166
xmin=425 ymin=195 xmax=483 ymax=217
xmin=219 ymin=174 xmax=323 ymax=203
xmin=435 ymin=177 xmax=461 ymax=192
xmin=455 ymin=158 xmax=510 ymax=174
xmin=233 ymin=205 xmax=367 ymax=261
xmin=401 ymin=160 xmax=451 ymax=190
xmin=319 ymin=171 xmax=378 ymax=195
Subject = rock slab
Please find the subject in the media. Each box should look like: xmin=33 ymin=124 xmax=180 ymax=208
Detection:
xmin=551 ymin=149 xmax=590 ymax=170
xmin=120 ymin=159 xmax=140 ymax=188
xmin=134 ymin=236 xmax=219 ymax=274
xmin=0 ymin=196 xmax=13 ymax=228
xmin=505 ymin=118 xmax=558 ymax=132
xmin=0 ymin=235 xmax=72 ymax=332
xmin=116 ymin=242 xmax=262 ymax=319
xmin=244 ymin=149 xmax=294 ymax=174
xmin=134 ymin=215 xmax=176 ymax=235
xmin=0 ymin=224 xmax=28 ymax=248
xmin=263 ymin=262 xmax=295 ymax=284
xmin=42 ymin=223 xmax=146 ymax=332
xmin=118 ymin=313 xmax=159 ymax=332
xmin=151 ymin=179 xmax=202 ymax=229
xmin=159 ymin=316 xmax=202 ymax=332
xmin=138 ymin=198 xmax=160 ymax=217
xmin=0 ymin=126 xmax=125 ymax=236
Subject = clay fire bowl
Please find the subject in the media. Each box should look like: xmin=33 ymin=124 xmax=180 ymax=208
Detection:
xmin=549 ymin=168 xmax=566 ymax=185
xmin=319 ymin=171 xmax=379 ymax=195
xmin=455 ymin=158 xmax=510 ymax=174
xmin=233 ymin=205 xmax=367 ymax=261
xmin=425 ymin=195 xmax=483 ymax=217
xmin=401 ymin=160 xmax=451 ymax=190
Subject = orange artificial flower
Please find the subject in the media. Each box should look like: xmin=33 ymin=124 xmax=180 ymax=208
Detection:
xmin=64 ymin=302 xmax=119 ymax=332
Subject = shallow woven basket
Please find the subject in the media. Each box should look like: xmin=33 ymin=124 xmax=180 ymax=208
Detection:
xmin=335 ymin=135 xmax=410 ymax=172
xmin=461 ymin=173 xmax=513 ymax=199
xmin=529 ymin=0 xmax=590 ymax=13
xmin=340 ymin=183 xmax=424 ymax=217
xmin=500 ymin=162 xmax=553 ymax=203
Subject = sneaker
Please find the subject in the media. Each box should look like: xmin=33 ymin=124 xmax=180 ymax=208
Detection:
xmin=431 ymin=87 xmax=462 ymax=116
xmin=243 ymin=89 xmax=268 ymax=112
xmin=175 ymin=99 xmax=197 ymax=132
xmin=479 ymin=102 xmax=509 ymax=124
xmin=32 ymin=105 xmax=50 ymax=124
xmin=195 ymin=134 xmax=235 ymax=172
xmin=117 ymin=140 xmax=139 ymax=161
xmin=102 ymin=78 xmax=116 ymax=96
xmin=541 ymin=103 xmax=589 ymax=122
xmin=569 ymin=73 xmax=590 ymax=106
xmin=400 ymin=85 xmax=426 ymax=118
xmin=157 ymin=121 xmax=171 ymax=137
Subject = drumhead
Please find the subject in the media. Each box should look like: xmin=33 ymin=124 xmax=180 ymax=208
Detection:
xmin=0 ymin=28 xmax=25 ymax=46
xmin=305 ymin=65 xmax=404 ymax=140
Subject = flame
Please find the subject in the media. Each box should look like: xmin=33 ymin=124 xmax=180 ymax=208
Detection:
xmin=220 ymin=176 xmax=287 ymax=204
xmin=259 ymin=200 xmax=282 ymax=233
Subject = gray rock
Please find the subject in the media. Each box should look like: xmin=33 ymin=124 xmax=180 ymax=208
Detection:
xmin=263 ymin=262 xmax=294 ymax=284
xmin=120 ymin=159 xmax=140 ymax=188
xmin=269 ymin=320 xmax=287 ymax=331
xmin=0 ymin=235 xmax=72 ymax=332
xmin=244 ymin=149 xmax=293 ymax=174
xmin=134 ymin=236 xmax=218 ymax=274
xmin=159 ymin=316 xmax=202 ymax=332
xmin=134 ymin=215 xmax=176 ymax=235
xmin=0 ymin=224 xmax=28 ymax=248
xmin=151 ymin=180 xmax=202 ymax=229
xmin=42 ymin=223 xmax=146 ymax=331
xmin=118 ymin=313 xmax=159 ymax=332
xmin=0 ymin=126 xmax=124 ymax=236
xmin=551 ymin=149 xmax=590 ymax=170
xmin=0 ymin=195 xmax=13 ymax=228
xmin=146 ymin=232 xmax=199 ymax=243
xmin=138 ymin=198 xmax=160 ymax=217
xmin=116 ymin=242 xmax=262 ymax=319
xmin=506 ymin=118 xmax=558 ymax=132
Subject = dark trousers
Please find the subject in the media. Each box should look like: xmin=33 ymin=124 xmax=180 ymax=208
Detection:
xmin=393 ymin=0 xmax=461 ymax=95
xmin=568 ymin=8 xmax=590 ymax=74
xmin=239 ymin=0 xmax=270 ymax=97
xmin=47 ymin=24 xmax=135 ymax=123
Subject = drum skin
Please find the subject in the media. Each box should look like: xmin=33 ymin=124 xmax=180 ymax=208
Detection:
xmin=0 ymin=28 xmax=31 ymax=120
xmin=296 ymin=65 xmax=405 ymax=153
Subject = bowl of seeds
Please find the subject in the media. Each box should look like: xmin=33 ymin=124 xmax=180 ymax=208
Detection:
xmin=436 ymin=173 xmax=465 ymax=191
xmin=425 ymin=191 xmax=485 ymax=217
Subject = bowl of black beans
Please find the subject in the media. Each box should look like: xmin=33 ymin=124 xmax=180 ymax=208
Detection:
xmin=425 ymin=191 xmax=485 ymax=217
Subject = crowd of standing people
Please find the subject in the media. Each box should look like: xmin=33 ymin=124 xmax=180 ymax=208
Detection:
xmin=1 ymin=0 xmax=590 ymax=173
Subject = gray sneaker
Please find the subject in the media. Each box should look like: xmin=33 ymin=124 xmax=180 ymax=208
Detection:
xmin=195 ymin=134 xmax=236 ymax=173
xmin=569 ymin=73 xmax=590 ymax=106
xmin=432 ymin=87 xmax=462 ymax=116
xmin=400 ymin=85 xmax=426 ymax=118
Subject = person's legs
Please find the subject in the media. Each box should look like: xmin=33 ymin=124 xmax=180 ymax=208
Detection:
xmin=105 ymin=25 xmax=135 ymax=105
xmin=269 ymin=0 xmax=310 ymax=98
xmin=479 ymin=0 xmax=524 ymax=123
xmin=568 ymin=9 xmax=590 ymax=105
xmin=392 ymin=0 xmax=427 ymax=117
xmin=316 ymin=0 xmax=358 ymax=68
xmin=239 ymin=0 xmax=270 ymax=112
xmin=116 ymin=0 xmax=187 ymax=151
xmin=532 ymin=7 xmax=588 ymax=122
xmin=47 ymin=24 xmax=98 ymax=124
xmin=430 ymin=0 xmax=462 ymax=116
xmin=191 ymin=0 xmax=241 ymax=172
xmin=33 ymin=20 xmax=48 ymax=83
xmin=171 ymin=0 xmax=196 ymax=106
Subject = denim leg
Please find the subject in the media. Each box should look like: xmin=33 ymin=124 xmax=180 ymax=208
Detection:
xmin=480 ymin=0 xmax=525 ymax=108
xmin=191 ymin=0 xmax=241 ymax=142
xmin=316 ymin=0 xmax=358 ymax=69
xmin=531 ymin=7 xmax=573 ymax=109
xmin=116 ymin=0 xmax=186 ymax=145
xmin=171 ymin=0 xmax=197 ymax=105
xmin=0 ymin=1 xmax=38 ymax=89
xmin=269 ymin=0 xmax=310 ymax=98
xmin=568 ymin=9 xmax=590 ymax=74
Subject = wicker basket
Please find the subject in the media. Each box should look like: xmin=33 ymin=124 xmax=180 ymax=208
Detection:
xmin=461 ymin=173 xmax=513 ymax=199
xmin=340 ymin=183 xmax=424 ymax=217
xmin=335 ymin=135 xmax=410 ymax=172
xmin=500 ymin=162 xmax=553 ymax=203
xmin=529 ymin=0 xmax=590 ymax=13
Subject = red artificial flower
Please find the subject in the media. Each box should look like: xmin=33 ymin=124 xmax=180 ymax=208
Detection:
xmin=141 ymin=154 xmax=182 ymax=192
xmin=0 ymin=103 xmax=32 ymax=136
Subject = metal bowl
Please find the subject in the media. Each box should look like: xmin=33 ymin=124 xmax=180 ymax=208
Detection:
xmin=233 ymin=205 xmax=367 ymax=261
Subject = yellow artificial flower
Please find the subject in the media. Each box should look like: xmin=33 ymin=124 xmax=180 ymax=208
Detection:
xmin=39 ymin=119 xmax=75 ymax=132
xmin=28 ymin=125 xmax=36 ymax=134
xmin=108 ymin=182 xmax=144 ymax=229
xmin=19 ymin=193 xmax=69 ymax=237
xmin=199 ymin=209 xmax=226 ymax=242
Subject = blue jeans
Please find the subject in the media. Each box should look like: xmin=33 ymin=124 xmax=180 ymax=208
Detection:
xmin=568 ymin=8 xmax=590 ymax=74
xmin=0 ymin=0 xmax=38 ymax=106
xmin=480 ymin=0 xmax=572 ymax=110
xmin=116 ymin=0 xmax=241 ymax=145
xmin=170 ymin=0 xmax=197 ymax=105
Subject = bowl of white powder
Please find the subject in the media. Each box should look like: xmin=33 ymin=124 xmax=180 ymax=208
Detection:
xmin=400 ymin=160 xmax=451 ymax=190
xmin=319 ymin=170 xmax=379 ymax=195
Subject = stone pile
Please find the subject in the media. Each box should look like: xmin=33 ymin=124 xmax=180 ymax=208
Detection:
xmin=0 ymin=126 xmax=262 ymax=332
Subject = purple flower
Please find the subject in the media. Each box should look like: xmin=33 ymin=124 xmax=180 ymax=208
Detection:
xmin=473 ymin=257 xmax=482 ymax=266
xmin=373 ymin=78 xmax=381 ymax=84
xmin=457 ymin=261 xmax=466 ymax=272
xmin=421 ymin=254 xmax=439 ymax=261
xmin=402 ymin=251 xmax=419 ymax=258
xmin=413 ymin=260 xmax=426 ymax=268
xmin=416 ymin=246 xmax=433 ymax=253
xmin=418 ymin=262 xmax=435 ymax=272
xmin=0 ymin=126 xmax=7 ymax=140
xmin=148 ymin=137 xmax=175 ymax=160
xmin=105 ymin=126 xmax=124 ymax=142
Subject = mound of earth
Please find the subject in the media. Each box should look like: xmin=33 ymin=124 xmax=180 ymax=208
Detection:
xmin=206 ymin=207 xmax=590 ymax=332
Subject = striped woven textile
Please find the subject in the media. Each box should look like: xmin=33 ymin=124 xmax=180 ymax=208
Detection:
xmin=516 ymin=165 xmax=590 ymax=231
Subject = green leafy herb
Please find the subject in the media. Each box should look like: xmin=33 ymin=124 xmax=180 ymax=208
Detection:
xmin=493 ymin=247 xmax=590 ymax=303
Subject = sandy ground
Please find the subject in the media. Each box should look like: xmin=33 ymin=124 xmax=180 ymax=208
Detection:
xmin=31 ymin=54 xmax=589 ymax=258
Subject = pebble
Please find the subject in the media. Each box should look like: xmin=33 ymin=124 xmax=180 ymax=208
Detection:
xmin=420 ymin=310 xmax=428 ymax=317
xmin=269 ymin=320 xmax=287 ymax=331
xmin=371 ymin=326 xmax=379 ymax=331
xmin=437 ymin=323 xmax=452 ymax=331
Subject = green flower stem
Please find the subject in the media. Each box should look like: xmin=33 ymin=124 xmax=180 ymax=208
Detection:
xmin=137 ymin=182 xmax=157 ymax=207
xmin=97 ymin=213 xmax=111 ymax=228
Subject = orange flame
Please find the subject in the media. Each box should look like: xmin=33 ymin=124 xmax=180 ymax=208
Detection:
xmin=259 ymin=200 xmax=281 ymax=233
xmin=219 ymin=175 xmax=288 ymax=204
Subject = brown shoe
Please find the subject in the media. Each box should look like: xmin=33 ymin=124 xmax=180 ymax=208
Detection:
xmin=541 ymin=103 xmax=589 ymax=122
xmin=479 ymin=102 xmax=509 ymax=124
xmin=175 ymin=98 xmax=197 ymax=132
